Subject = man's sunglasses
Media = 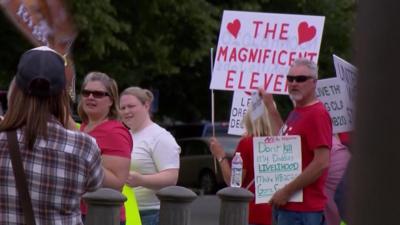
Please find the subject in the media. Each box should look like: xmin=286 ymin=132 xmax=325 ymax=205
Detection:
xmin=81 ymin=89 xmax=110 ymax=98
xmin=286 ymin=75 xmax=315 ymax=83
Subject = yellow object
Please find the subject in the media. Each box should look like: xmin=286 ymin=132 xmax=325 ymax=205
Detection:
xmin=340 ymin=221 xmax=347 ymax=225
xmin=122 ymin=185 xmax=142 ymax=225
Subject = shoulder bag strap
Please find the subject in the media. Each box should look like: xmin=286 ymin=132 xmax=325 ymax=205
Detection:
xmin=7 ymin=130 xmax=36 ymax=225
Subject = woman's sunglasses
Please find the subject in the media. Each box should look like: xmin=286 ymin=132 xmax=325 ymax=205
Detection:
xmin=286 ymin=75 xmax=315 ymax=83
xmin=81 ymin=89 xmax=110 ymax=98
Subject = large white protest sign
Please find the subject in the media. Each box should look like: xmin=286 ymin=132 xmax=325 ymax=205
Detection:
xmin=316 ymin=78 xmax=351 ymax=133
xmin=333 ymin=55 xmax=357 ymax=131
xmin=210 ymin=10 xmax=325 ymax=94
xmin=253 ymin=136 xmax=302 ymax=203
xmin=228 ymin=91 xmax=252 ymax=136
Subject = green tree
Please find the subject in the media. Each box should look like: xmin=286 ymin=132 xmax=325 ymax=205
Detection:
xmin=70 ymin=0 xmax=221 ymax=122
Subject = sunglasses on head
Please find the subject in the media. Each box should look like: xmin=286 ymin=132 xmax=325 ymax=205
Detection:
xmin=286 ymin=75 xmax=315 ymax=83
xmin=81 ymin=89 xmax=110 ymax=98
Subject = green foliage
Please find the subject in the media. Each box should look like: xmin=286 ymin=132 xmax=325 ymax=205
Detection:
xmin=0 ymin=0 xmax=356 ymax=123
xmin=67 ymin=0 xmax=131 ymax=85
xmin=68 ymin=1 xmax=130 ymax=59
xmin=121 ymin=0 xmax=220 ymax=121
xmin=70 ymin=0 xmax=221 ymax=122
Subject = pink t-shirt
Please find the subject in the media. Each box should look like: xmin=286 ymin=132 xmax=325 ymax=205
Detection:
xmin=324 ymin=135 xmax=351 ymax=225
xmin=81 ymin=120 xmax=132 ymax=158
xmin=280 ymin=101 xmax=332 ymax=212
xmin=80 ymin=120 xmax=133 ymax=221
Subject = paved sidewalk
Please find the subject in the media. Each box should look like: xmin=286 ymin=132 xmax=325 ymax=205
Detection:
xmin=190 ymin=195 xmax=220 ymax=225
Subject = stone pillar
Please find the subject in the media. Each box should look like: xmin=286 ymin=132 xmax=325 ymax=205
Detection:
xmin=217 ymin=187 xmax=253 ymax=225
xmin=83 ymin=188 xmax=126 ymax=225
xmin=156 ymin=186 xmax=197 ymax=225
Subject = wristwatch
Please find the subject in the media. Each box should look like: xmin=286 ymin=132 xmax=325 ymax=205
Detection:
xmin=218 ymin=156 xmax=227 ymax=163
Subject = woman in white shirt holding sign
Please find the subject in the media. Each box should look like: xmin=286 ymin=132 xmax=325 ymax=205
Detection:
xmin=119 ymin=86 xmax=180 ymax=225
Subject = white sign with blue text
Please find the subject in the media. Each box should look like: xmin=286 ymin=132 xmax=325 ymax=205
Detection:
xmin=253 ymin=136 xmax=302 ymax=204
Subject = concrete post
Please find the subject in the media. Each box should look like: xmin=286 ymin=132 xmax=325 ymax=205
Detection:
xmin=156 ymin=186 xmax=197 ymax=225
xmin=82 ymin=188 xmax=126 ymax=225
xmin=217 ymin=187 xmax=253 ymax=225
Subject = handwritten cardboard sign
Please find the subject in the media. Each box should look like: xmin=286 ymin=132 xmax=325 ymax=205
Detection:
xmin=333 ymin=55 xmax=357 ymax=131
xmin=228 ymin=91 xmax=252 ymax=136
xmin=210 ymin=10 xmax=325 ymax=94
xmin=253 ymin=135 xmax=302 ymax=203
xmin=316 ymin=78 xmax=351 ymax=133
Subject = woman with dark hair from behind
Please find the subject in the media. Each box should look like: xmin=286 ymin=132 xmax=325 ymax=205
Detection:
xmin=0 ymin=46 xmax=104 ymax=224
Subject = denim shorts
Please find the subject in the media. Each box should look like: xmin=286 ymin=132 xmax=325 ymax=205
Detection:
xmin=273 ymin=208 xmax=326 ymax=225
xmin=139 ymin=209 xmax=160 ymax=225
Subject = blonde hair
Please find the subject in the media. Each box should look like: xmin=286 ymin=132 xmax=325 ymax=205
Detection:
xmin=120 ymin=86 xmax=154 ymax=106
xmin=77 ymin=72 xmax=119 ymax=122
xmin=242 ymin=105 xmax=273 ymax=137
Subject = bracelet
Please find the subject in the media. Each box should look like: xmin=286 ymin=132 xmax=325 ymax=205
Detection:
xmin=218 ymin=156 xmax=228 ymax=163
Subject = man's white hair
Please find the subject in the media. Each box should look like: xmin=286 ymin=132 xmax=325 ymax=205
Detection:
xmin=292 ymin=58 xmax=318 ymax=79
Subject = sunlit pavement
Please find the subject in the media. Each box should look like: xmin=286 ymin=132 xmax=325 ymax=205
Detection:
xmin=190 ymin=194 xmax=220 ymax=225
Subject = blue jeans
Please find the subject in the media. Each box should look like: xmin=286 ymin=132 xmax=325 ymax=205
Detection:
xmin=273 ymin=208 xmax=326 ymax=225
xmin=140 ymin=209 xmax=159 ymax=225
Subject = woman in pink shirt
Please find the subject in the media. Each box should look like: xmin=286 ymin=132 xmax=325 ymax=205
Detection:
xmin=78 ymin=72 xmax=133 ymax=225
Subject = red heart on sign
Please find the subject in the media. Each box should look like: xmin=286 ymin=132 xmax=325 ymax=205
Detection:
xmin=227 ymin=19 xmax=241 ymax=38
xmin=298 ymin=21 xmax=316 ymax=45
